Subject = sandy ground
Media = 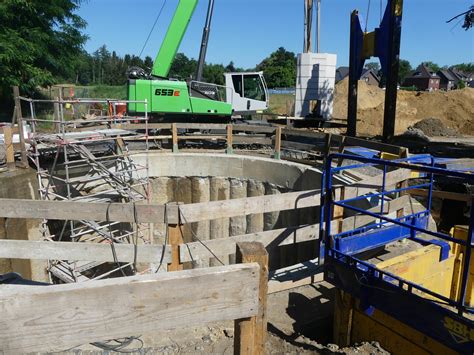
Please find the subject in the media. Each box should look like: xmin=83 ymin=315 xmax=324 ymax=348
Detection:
xmin=333 ymin=79 xmax=474 ymax=137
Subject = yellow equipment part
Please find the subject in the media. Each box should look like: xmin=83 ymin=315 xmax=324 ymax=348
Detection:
xmin=333 ymin=225 xmax=473 ymax=353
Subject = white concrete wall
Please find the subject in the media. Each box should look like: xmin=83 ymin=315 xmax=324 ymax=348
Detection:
xmin=294 ymin=53 xmax=337 ymax=119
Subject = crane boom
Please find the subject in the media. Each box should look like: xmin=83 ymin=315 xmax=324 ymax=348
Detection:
xmin=151 ymin=0 xmax=198 ymax=78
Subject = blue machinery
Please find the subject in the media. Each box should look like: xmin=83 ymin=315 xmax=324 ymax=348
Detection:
xmin=320 ymin=154 xmax=474 ymax=353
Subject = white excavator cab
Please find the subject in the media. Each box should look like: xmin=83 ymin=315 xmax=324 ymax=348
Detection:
xmin=224 ymin=72 xmax=269 ymax=115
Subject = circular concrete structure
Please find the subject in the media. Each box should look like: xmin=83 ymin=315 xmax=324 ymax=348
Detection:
xmin=132 ymin=152 xmax=324 ymax=269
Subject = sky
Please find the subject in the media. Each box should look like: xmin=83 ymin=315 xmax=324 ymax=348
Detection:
xmin=77 ymin=0 xmax=474 ymax=69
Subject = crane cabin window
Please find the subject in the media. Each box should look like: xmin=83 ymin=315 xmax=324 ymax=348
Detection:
xmin=244 ymin=74 xmax=266 ymax=101
xmin=232 ymin=75 xmax=243 ymax=97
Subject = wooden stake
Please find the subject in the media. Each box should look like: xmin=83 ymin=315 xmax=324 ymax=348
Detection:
xmin=168 ymin=223 xmax=184 ymax=271
xmin=334 ymin=187 xmax=345 ymax=233
xmin=333 ymin=290 xmax=354 ymax=347
xmin=172 ymin=123 xmax=178 ymax=153
xmin=3 ymin=126 xmax=15 ymax=169
xmin=167 ymin=202 xmax=184 ymax=271
xmin=234 ymin=242 xmax=268 ymax=355
xmin=226 ymin=124 xmax=233 ymax=154
xmin=13 ymin=86 xmax=27 ymax=167
xmin=274 ymin=127 xmax=282 ymax=160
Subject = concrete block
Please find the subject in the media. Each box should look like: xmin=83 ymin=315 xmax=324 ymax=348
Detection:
xmin=229 ymin=178 xmax=247 ymax=264
xmin=0 ymin=168 xmax=48 ymax=282
xmin=246 ymin=180 xmax=265 ymax=234
xmin=295 ymin=52 xmax=337 ymax=119
xmin=210 ymin=177 xmax=230 ymax=266
xmin=191 ymin=177 xmax=210 ymax=268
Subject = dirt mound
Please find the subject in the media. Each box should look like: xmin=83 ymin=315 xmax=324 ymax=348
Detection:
xmin=333 ymin=78 xmax=474 ymax=137
xmin=411 ymin=117 xmax=459 ymax=137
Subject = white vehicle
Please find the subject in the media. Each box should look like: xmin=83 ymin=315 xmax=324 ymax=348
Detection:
xmin=224 ymin=72 xmax=269 ymax=115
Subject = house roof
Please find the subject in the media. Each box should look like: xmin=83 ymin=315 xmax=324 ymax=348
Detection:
xmin=406 ymin=64 xmax=440 ymax=79
xmin=335 ymin=66 xmax=349 ymax=83
xmin=361 ymin=68 xmax=381 ymax=82
xmin=437 ymin=69 xmax=456 ymax=82
xmin=335 ymin=66 xmax=381 ymax=83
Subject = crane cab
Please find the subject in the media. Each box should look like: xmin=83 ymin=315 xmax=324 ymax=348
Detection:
xmin=224 ymin=72 xmax=269 ymax=115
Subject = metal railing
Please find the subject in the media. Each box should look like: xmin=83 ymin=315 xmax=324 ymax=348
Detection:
xmin=320 ymin=153 xmax=474 ymax=353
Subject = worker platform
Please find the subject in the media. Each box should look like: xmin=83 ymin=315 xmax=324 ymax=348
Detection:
xmin=321 ymin=154 xmax=473 ymax=354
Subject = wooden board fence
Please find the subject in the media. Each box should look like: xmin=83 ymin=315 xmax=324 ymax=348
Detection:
xmin=0 ymin=263 xmax=260 ymax=353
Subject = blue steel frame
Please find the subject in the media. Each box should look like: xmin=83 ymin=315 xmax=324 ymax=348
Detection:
xmin=321 ymin=153 xmax=474 ymax=353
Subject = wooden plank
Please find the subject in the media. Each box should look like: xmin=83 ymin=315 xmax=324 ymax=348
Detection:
xmin=172 ymin=123 xmax=178 ymax=152
xmin=179 ymin=189 xmax=320 ymax=223
xmin=0 ymin=264 xmax=259 ymax=353
xmin=3 ymin=126 xmax=15 ymax=168
xmin=344 ymin=168 xmax=411 ymax=198
xmin=281 ymin=140 xmax=323 ymax=152
xmin=281 ymin=128 xmax=326 ymax=140
xmin=232 ymin=124 xmax=276 ymax=134
xmin=0 ymin=198 xmax=172 ymax=223
xmin=333 ymin=290 xmax=354 ymax=347
xmin=0 ymin=239 xmax=172 ymax=264
xmin=227 ymin=124 xmax=233 ymax=154
xmin=330 ymin=134 xmax=404 ymax=155
xmin=180 ymin=224 xmax=319 ymax=263
xmin=234 ymin=243 xmax=268 ymax=355
xmin=341 ymin=195 xmax=410 ymax=231
xmin=168 ymin=223 xmax=184 ymax=271
xmin=176 ymin=123 xmax=228 ymax=130
xmin=13 ymin=86 xmax=28 ymax=167
xmin=408 ymin=188 xmax=472 ymax=203
xmin=177 ymin=135 xmax=226 ymax=140
xmin=274 ymin=127 xmax=282 ymax=159
xmin=233 ymin=136 xmax=272 ymax=145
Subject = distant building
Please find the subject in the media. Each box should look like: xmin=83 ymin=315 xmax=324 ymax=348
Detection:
xmin=403 ymin=64 xmax=440 ymax=91
xmin=360 ymin=68 xmax=381 ymax=86
xmin=437 ymin=69 xmax=456 ymax=90
xmin=335 ymin=66 xmax=380 ymax=86
xmin=335 ymin=66 xmax=349 ymax=83
xmin=448 ymin=67 xmax=474 ymax=88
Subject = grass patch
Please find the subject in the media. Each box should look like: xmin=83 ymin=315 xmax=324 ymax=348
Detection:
xmin=87 ymin=85 xmax=127 ymax=99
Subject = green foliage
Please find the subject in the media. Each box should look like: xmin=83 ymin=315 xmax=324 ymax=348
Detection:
xmin=256 ymin=47 xmax=297 ymax=88
xmin=421 ymin=61 xmax=440 ymax=72
xmin=398 ymin=59 xmax=412 ymax=83
xmin=169 ymin=53 xmax=196 ymax=79
xmin=0 ymin=0 xmax=87 ymax=98
xmin=458 ymin=80 xmax=466 ymax=89
xmin=452 ymin=63 xmax=474 ymax=73
xmin=365 ymin=62 xmax=381 ymax=72
xmin=88 ymin=85 xmax=127 ymax=99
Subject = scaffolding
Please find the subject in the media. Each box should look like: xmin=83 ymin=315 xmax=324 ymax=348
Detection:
xmin=23 ymin=96 xmax=150 ymax=283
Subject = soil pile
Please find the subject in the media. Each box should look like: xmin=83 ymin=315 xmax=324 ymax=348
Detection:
xmin=411 ymin=117 xmax=459 ymax=137
xmin=333 ymin=78 xmax=474 ymax=137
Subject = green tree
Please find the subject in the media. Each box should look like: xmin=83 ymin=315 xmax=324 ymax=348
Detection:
xmin=0 ymin=0 xmax=87 ymax=99
xmin=365 ymin=62 xmax=381 ymax=72
xmin=256 ymin=47 xmax=297 ymax=88
xmin=169 ymin=53 xmax=196 ymax=79
xmin=398 ymin=59 xmax=412 ymax=83
xmin=203 ymin=64 xmax=225 ymax=85
xmin=453 ymin=63 xmax=474 ymax=72
xmin=421 ymin=61 xmax=440 ymax=72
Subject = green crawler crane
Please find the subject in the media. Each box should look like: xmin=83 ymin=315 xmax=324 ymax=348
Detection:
xmin=127 ymin=0 xmax=268 ymax=121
